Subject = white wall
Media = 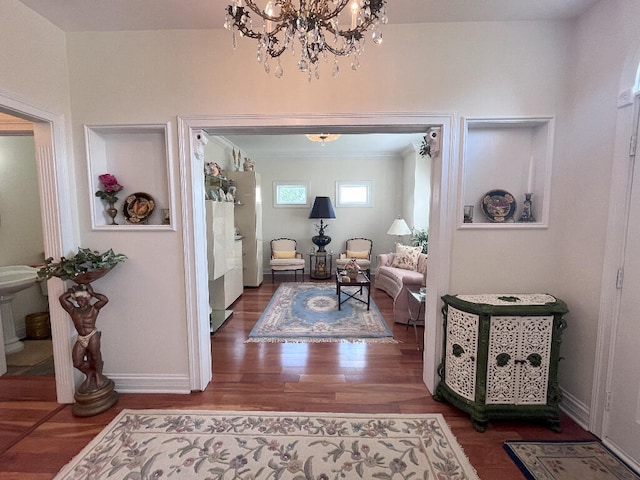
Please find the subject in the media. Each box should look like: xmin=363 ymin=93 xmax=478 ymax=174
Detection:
xmin=57 ymin=19 xmax=573 ymax=390
xmin=257 ymin=154 xmax=404 ymax=267
xmin=402 ymin=146 xmax=431 ymax=235
xmin=0 ymin=134 xmax=48 ymax=337
xmin=413 ymin=153 xmax=432 ymax=234
xmin=402 ymin=149 xmax=417 ymax=234
xmin=3 ymin=0 xmax=631 ymax=424
xmin=0 ymin=135 xmax=43 ymax=265
xmin=0 ymin=1 xmax=71 ymax=118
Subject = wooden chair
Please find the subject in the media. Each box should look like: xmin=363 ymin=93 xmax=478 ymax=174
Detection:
xmin=335 ymin=237 xmax=373 ymax=277
xmin=270 ymin=238 xmax=305 ymax=282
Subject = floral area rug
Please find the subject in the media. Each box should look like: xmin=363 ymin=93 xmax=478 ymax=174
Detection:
xmin=504 ymin=440 xmax=640 ymax=480
xmin=246 ymin=282 xmax=396 ymax=343
xmin=54 ymin=409 xmax=480 ymax=480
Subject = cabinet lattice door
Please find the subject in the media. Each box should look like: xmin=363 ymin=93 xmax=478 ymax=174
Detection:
xmin=485 ymin=316 xmax=552 ymax=405
xmin=444 ymin=307 xmax=479 ymax=402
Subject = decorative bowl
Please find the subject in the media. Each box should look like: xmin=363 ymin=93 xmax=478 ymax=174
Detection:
xmin=72 ymin=265 xmax=115 ymax=284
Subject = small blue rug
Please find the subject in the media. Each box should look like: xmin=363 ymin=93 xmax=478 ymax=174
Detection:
xmin=247 ymin=282 xmax=396 ymax=343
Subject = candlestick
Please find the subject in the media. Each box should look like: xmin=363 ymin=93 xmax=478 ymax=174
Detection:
xmin=518 ymin=193 xmax=536 ymax=223
xmin=527 ymin=155 xmax=534 ymax=193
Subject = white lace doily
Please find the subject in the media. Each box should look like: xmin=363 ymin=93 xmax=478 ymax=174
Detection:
xmin=456 ymin=294 xmax=557 ymax=306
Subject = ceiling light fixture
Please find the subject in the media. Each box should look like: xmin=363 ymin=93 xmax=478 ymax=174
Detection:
xmin=306 ymin=133 xmax=341 ymax=146
xmin=224 ymin=0 xmax=388 ymax=82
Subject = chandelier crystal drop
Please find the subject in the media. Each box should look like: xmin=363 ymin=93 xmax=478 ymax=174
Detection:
xmin=224 ymin=0 xmax=388 ymax=81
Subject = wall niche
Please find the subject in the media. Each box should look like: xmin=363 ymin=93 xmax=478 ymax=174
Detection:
xmin=85 ymin=123 xmax=175 ymax=230
xmin=460 ymin=117 xmax=554 ymax=229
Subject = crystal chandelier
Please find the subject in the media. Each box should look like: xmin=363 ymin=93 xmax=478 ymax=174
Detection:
xmin=224 ymin=0 xmax=388 ymax=81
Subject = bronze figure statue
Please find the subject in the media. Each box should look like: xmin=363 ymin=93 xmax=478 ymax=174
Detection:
xmin=59 ymin=283 xmax=109 ymax=394
xmin=59 ymin=282 xmax=118 ymax=416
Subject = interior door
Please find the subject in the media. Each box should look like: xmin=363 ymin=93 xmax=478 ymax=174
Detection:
xmin=604 ymin=101 xmax=640 ymax=468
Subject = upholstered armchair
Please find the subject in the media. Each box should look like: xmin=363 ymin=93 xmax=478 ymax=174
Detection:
xmin=270 ymin=238 xmax=305 ymax=282
xmin=335 ymin=238 xmax=373 ymax=277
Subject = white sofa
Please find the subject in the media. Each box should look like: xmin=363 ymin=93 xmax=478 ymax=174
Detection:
xmin=375 ymin=252 xmax=428 ymax=324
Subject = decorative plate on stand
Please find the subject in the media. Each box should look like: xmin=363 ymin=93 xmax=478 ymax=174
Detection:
xmin=482 ymin=189 xmax=516 ymax=222
xmin=123 ymin=192 xmax=155 ymax=224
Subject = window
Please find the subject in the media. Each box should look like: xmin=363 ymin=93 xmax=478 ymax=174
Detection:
xmin=336 ymin=181 xmax=372 ymax=207
xmin=273 ymin=181 xmax=309 ymax=207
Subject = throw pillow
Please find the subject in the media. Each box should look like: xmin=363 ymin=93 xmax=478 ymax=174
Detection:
xmin=391 ymin=244 xmax=421 ymax=271
xmin=272 ymin=250 xmax=296 ymax=259
xmin=346 ymin=250 xmax=369 ymax=259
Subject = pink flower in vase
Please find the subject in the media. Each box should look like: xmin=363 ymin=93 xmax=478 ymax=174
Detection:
xmin=95 ymin=174 xmax=124 ymax=204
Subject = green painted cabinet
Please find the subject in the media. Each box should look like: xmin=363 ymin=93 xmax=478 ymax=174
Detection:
xmin=434 ymin=294 xmax=568 ymax=432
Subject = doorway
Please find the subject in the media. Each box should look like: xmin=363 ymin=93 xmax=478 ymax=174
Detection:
xmin=177 ymin=113 xmax=456 ymax=394
xmin=593 ymin=43 xmax=640 ymax=472
xmin=600 ymin=93 xmax=640 ymax=470
xmin=0 ymin=113 xmax=51 ymax=376
xmin=0 ymin=92 xmax=77 ymax=404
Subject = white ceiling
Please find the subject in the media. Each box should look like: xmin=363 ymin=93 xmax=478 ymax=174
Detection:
xmin=218 ymin=133 xmax=426 ymax=160
xmin=19 ymin=0 xmax=598 ymax=32
xmin=16 ymin=0 xmax=598 ymax=157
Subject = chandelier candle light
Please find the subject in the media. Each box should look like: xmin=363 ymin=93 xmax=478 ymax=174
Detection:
xmin=224 ymin=0 xmax=388 ymax=81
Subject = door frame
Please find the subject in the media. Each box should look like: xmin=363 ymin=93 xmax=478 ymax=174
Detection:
xmin=0 ymin=89 xmax=78 ymax=403
xmin=177 ymin=112 xmax=458 ymax=392
xmin=592 ymin=38 xmax=640 ymax=466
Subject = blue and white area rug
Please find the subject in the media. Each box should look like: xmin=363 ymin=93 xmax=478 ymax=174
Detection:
xmin=247 ymin=282 xmax=396 ymax=343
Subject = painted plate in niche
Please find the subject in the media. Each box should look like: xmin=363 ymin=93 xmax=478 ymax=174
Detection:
xmin=123 ymin=192 xmax=155 ymax=224
xmin=482 ymin=189 xmax=516 ymax=222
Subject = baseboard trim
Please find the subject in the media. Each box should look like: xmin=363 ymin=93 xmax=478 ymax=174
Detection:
xmin=108 ymin=373 xmax=191 ymax=394
xmin=559 ymin=387 xmax=591 ymax=431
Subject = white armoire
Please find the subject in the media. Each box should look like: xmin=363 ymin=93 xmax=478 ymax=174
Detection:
xmin=228 ymin=171 xmax=263 ymax=287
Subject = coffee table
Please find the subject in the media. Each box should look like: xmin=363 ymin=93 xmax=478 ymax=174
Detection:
xmin=336 ymin=269 xmax=371 ymax=310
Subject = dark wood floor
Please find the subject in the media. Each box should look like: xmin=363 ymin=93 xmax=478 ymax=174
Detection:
xmin=0 ymin=275 xmax=597 ymax=479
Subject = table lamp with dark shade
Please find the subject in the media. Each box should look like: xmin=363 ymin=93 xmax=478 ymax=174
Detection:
xmin=309 ymin=196 xmax=336 ymax=252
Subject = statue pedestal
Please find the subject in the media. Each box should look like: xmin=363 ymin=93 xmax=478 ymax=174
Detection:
xmin=72 ymin=377 xmax=118 ymax=417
